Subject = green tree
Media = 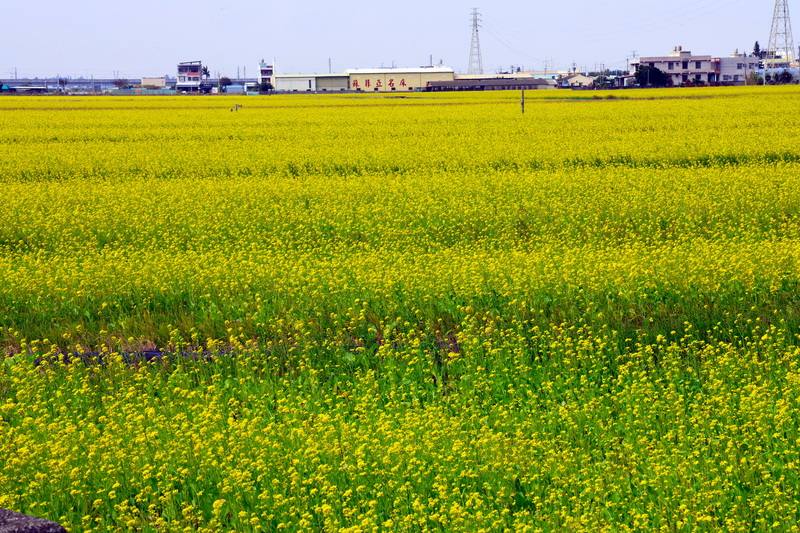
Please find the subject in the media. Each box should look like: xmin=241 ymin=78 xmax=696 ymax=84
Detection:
xmin=746 ymin=71 xmax=763 ymax=85
xmin=753 ymin=41 xmax=762 ymax=59
xmin=635 ymin=66 xmax=670 ymax=88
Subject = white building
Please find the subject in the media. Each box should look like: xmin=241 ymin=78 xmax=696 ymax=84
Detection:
xmin=176 ymin=61 xmax=206 ymax=92
xmin=258 ymin=60 xmax=274 ymax=88
xmin=718 ymin=52 xmax=760 ymax=84
xmin=273 ymin=74 xmax=317 ymax=92
xmin=632 ymin=46 xmax=716 ymax=85
xmin=346 ymin=67 xmax=455 ymax=92
xmin=562 ymin=74 xmax=596 ymax=88
xmin=273 ymin=67 xmax=455 ymax=93
xmin=141 ymin=77 xmax=167 ymax=89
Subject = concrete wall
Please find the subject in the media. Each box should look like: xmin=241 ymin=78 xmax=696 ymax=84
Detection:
xmin=275 ymin=76 xmax=316 ymax=92
xmin=349 ymin=70 xmax=455 ymax=92
xmin=316 ymin=76 xmax=349 ymax=91
xmin=719 ymin=56 xmax=760 ymax=84
xmin=141 ymin=77 xmax=167 ymax=89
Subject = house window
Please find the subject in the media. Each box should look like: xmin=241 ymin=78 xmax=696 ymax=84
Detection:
xmin=695 ymin=74 xmax=701 ymax=81
xmin=737 ymin=63 xmax=744 ymax=70
xmin=668 ymin=62 xmax=674 ymax=70
xmin=695 ymin=61 xmax=702 ymax=69
xmin=682 ymin=61 xmax=689 ymax=69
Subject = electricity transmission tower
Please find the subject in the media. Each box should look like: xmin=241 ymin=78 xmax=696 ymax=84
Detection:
xmin=468 ymin=8 xmax=484 ymax=75
xmin=767 ymin=0 xmax=796 ymax=66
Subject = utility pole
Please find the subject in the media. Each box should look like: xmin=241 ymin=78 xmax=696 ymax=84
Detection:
xmin=521 ymin=89 xmax=525 ymax=114
xmin=468 ymin=8 xmax=484 ymax=75
xmin=328 ymin=57 xmax=332 ymax=74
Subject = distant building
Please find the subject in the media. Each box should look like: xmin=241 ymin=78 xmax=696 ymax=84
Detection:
xmin=274 ymin=74 xmax=318 ymax=92
xmin=258 ymin=60 xmax=274 ymax=88
xmin=271 ymin=73 xmax=352 ymax=92
xmin=8 ymin=85 xmax=49 ymax=94
xmin=315 ymin=74 xmax=350 ymax=92
xmin=763 ymin=50 xmax=795 ymax=70
xmin=272 ymin=67 xmax=455 ymax=93
xmin=632 ymin=46 xmax=766 ymax=86
xmin=632 ymin=46 xmax=716 ymax=85
xmin=612 ymin=74 xmax=638 ymax=88
xmin=562 ymin=74 xmax=596 ymax=88
xmin=347 ymin=67 xmax=455 ymax=92
xmin=525 ymin=70 xmax=570 ymax=81
xmin=141 ymin=77 xmax=167 ymax=89
xmin=427 ymin=77 xmax=555 ymax=91
xmin=718 ymin=52 xmax=760 ymax=84
xmin=176 ymin=61 xmax=209 ymax=93
xmin=224 ymin=84 xmax=247 ymax=95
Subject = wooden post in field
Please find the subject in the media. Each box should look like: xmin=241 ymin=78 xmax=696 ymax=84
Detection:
xmin=521 ymin=89 xmax=526 ymax=114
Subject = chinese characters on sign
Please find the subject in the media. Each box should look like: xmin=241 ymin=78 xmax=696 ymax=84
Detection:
xmin=351 ymin=79 xmax=408 ymax=90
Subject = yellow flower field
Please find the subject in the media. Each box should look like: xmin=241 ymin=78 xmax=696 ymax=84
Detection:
xmin=1 ymin=88 xmax=800 ymax=530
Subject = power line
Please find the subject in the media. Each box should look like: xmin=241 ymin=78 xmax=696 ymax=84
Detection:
xmin=480 ymin=23 xmax=549 ymax=66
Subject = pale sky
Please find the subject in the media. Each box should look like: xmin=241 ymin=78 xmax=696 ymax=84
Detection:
xmin=1 ymin=0 xmax=781 ymax=78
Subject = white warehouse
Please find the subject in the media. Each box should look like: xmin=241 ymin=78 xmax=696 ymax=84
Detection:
xmin=273 ymin=74 xmax=317 ymax=92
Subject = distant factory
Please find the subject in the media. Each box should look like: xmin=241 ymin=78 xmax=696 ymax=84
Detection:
xmin=265 ymin=65 xmax=555 ymax=93
xmin=2 ymin=3 xmax=799 ymax=96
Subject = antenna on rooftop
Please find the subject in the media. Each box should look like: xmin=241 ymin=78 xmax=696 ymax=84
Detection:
xmin=767 ymin=0 xmax=796 ymax=67
xmin=468 ymin=8 xmax=484 ymax=75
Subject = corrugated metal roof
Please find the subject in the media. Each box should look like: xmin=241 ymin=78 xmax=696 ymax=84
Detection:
xmin=634 ymin=56 xmax=713 ymax=62
xmin=346 ymin=67 xmax=454 ymax=74
xmin=428 ymin=78 xmax=552 ymax=88
xmin=274 ymin=74 xmax=319 ymax=79
xmin=274 ymin=73 xmax=350 ymax=78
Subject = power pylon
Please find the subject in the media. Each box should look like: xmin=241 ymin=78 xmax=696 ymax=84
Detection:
xmin=767 ymin=0 xmax=796 ymax=66
xmin=468 ymin=8 xmax=484 ymax=75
